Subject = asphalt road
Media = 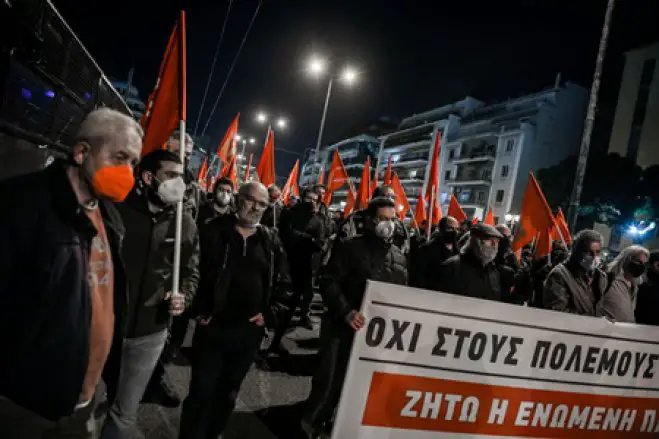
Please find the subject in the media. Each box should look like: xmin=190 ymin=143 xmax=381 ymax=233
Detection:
xmin=94 ymin=296 xmax=325 ymax=439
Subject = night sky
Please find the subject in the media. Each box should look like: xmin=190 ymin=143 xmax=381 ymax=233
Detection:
xmin=53 ymin=0 xmax=659 ymax=174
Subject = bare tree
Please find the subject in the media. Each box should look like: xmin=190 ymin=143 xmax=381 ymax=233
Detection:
xmin=567 ymin=0 xmax=616 ymax=233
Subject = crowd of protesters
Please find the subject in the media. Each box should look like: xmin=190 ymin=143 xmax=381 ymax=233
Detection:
xmin=1 ymin=108 xmax=658 ymax=439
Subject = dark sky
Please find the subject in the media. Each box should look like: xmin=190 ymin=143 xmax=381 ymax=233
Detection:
xmin=54 ymin=0 xmax=659 ymax=174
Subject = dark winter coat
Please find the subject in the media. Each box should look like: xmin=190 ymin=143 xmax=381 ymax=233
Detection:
xmin=430 ymin=250 xmax=504 ymax=302
xmin=0 ymin=161 xmax=127 ymax=421
xmin=339 ymin=208 xmax=410 ymax=254
xmin=192 ymin=215 xmax=289 ymax=327
xmin=411 ymin=233 xmax=458 ymax=289
xmin=636 ymin=274 xmax=659 ymax=326
xmin=321 ymin=233 xmax=407 ymax=333
xmin=543 ymin=261 xmax=608 ymax=316
xmin=278 ymin=203 xmax=325 ymax=264
xmin=117 ymin=189 xmax=200 ymax=337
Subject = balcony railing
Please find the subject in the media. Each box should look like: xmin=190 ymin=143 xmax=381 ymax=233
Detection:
xmin=446 ymin=174 xmax=492 ymax=184
xmin=449 ymin=146 xmax=496 ymax=162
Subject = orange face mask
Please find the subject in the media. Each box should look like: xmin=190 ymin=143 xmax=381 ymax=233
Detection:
xmin=91 ymin=165 xmax=135 ymax=202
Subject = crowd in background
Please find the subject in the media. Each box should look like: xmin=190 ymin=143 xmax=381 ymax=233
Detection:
xmin=1 ymin=108 xmax=658 ymax=439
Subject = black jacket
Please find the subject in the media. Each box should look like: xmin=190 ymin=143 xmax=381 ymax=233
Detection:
xmin=196 ymin=201 xmax=234 ymax=228
xmin=0 ymin=161 xmax=127 ymax=421
xmin=192 ymin=215 xmax=289 ymax=327
xmin=321 ymin=233 xmax=407 ymax=331
xmin=410 ymin=233 xmax=458 ymax=289
xmin=278 ymin=204 xmax=325 ymax=263
xmin=635 ymin=274 xmax=659 ymax=326
xmin=431 ymin=250 xmax=504 ymax=302
xmin=339 ymin=208 xmax=410 ymax=254
xmin=117 ymin=189 xmax=200 ymax=338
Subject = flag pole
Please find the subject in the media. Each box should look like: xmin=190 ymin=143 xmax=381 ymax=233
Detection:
xmin=172 ymin=119 xmax=186 ymax=298
xmin=427 ymin=185 xmax=435 ymax=240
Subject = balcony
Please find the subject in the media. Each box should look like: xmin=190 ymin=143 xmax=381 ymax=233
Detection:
xmin=445 ymin=173 xmax=492 ymax=186
xmin=449 ymin=145 xmax=496 ymax=164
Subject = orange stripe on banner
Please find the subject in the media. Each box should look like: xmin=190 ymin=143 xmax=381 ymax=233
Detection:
xmin=361 ymin=372 xmax=659 ymax=437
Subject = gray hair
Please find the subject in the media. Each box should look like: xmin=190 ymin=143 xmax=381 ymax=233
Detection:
xmin=167 ymin=130 xmax=194 ymax=151
xmin=76 ymin=108 xmax=143 ymax=150
xmin=607 ymin=245 xmax=650 ymax=277
xmin=238 ymin=181 xmax=268 ymax=198
xmin=569 ymin=229 xmax=603 ymax=264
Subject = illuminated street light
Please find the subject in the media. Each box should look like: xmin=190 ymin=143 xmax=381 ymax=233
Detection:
xmin=276 ymin=118 xmax=288 ymax=130
xmin=235 ymin=134 xmax=242 ymax=141
xmin=308 ymin=56 xmax=326 ymax=75
xmin=341 ymin=66 xmax=358 ymax=85
xmin=249 ymin=137 xmax=256 ymax=144
xmin=256 ymin=112 xmax=268 ymax=123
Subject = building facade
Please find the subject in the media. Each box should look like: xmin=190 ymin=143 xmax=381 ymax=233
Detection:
xmin=301 ymin=82 xmax=588 ymax=223
xmin=608 ymin=42 xmax=659 ymax=168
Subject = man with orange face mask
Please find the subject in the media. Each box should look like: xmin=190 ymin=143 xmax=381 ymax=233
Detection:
xmin=0 ymin=108 xmax=143 ymax=439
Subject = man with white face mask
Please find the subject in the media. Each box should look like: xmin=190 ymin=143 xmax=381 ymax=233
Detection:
xmin=430 ymin=223 xmax=505 ymax=302
xmin=197 ymin=177 xmax=235 ymax=226
xmin=100 ymin=150 xmax=199 ymax=439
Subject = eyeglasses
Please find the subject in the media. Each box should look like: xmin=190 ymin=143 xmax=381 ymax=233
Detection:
xmin=242 ymin=195 xmax=268 ymax=210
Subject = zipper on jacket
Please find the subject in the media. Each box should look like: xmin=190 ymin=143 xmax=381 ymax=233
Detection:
xmin=242 ymin=236 xmax=247 ymax=257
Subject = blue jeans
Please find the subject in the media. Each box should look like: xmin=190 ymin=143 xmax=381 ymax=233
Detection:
xmin=100 ymin=329 xmax=168 ymax=439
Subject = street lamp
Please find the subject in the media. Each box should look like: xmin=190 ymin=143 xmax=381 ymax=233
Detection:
xmin=276 ymin=118 xmax=288 ymax=130
xmin=306 ymin=54 xmax=361 ymax=158
xmin=256 ymin=112 xmax=268 ymax=124
xmin=249 ymin=137 xmax=255 ymax=144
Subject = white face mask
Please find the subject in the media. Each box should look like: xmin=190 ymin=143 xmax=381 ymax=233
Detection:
xmin=215 ymin=192 xmax=231 ymax=206
xmin=476 ymin=240 xmax=498 ymax=264
xmin=157 ymin=177 xmax=186 ymax=205
xmin=374 ymin=220 xmax=396 ymax=240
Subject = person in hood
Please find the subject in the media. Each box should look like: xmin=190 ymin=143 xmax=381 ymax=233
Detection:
xmin=0 ymin=108 xmax=142 ymax=438
xmin=597 ymin=245 xmax=649 ymax=323
xmin=430 ymin=223 xmax=505 ymax=301
xmin=179 ymin=182 xmax=288 ymax=439
xmin=99 ymin=150 xmax=199 ymax=438
xmin=543 ymin=229 xmax=607 ymax=316
xmin=261 ymin=184 xmax=283 ymax=228
xmin=269 ymin=188 xmax=325 ymax=352
xmin=197 ymin=177 xmax=235 ymax=226
xmin=167 ymin=130 xmax=202 ymax=221
xmin=410 ymin=216 xmax=459 ymax=288
xmin=636 ymin=250 xmax=659 ymax=325
xmin=494 ymin=224 xmax=520 ymax=271
xmin=301 ymin=197 xmax=407 ymax=437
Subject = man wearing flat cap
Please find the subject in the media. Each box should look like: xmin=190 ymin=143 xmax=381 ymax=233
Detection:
xmin=428 ymin=223 xmax=507 ymax=302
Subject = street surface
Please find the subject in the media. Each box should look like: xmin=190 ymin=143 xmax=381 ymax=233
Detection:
xmin=94 ymin=295 xmax=325 ymax=439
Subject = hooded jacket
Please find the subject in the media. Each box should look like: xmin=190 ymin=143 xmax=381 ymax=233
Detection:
xmin=0 ymin=161 xmax=127 ymax=421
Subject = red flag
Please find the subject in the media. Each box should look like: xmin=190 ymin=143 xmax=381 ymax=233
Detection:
xmin=220 ymin=155 xmax=237 ymax=190
xmin=244 ymin=153 xmax=253 ymax=182
xmin=317 ymin=168 xmax=325 ymax=185
xmin=140 ymin=11 xmax=187 ymax=156
xmin=197 ymin=156 xmax=209 ymax=191
xmin=391 ymin=172 xmax=411 ymax=221
xmin=483 ymin=207 xmax=495 ymax=226
xmin=512 ymin=173 xmax=556 ymax=252
xmin=413 ymin=193 xmax=427 ymax=229
xmin=217 ymin=113 xmax=240 ymax=162
xmin=343 ymin=184 xmax=357 ymax=218
xmin=354 ymin=157 xmax=371 ymax=211
xmin=425 ymin=131 xmax=442 ymax=224
xmin=324 ymin=150 xmax=350 ymax=205
xmin=551 ymin=208 xmax=572 ymax=244
xmin=384 ymin=156 xmax=393 ymax=185
xmin=257 ymin=127 xmax=276 ymax=187
xmin=535 ymin=226 xmax=554 ymax=260
xmin=471 ymin=217 xmax=479 ymax=225
xmin=282 ymin=160 xmax=300 ymax=205
xmin=447 ymin=194 xmax=468 ymax=223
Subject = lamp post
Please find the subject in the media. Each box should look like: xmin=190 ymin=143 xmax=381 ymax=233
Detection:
xmin=307 ymin=56 xmax=360 ymax=159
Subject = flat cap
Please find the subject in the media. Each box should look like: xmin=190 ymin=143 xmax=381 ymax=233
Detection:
xmin=470 ymin=223 xmax=504 ymax=239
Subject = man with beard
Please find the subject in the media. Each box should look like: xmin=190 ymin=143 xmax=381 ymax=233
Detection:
xmin=410 ymin=216 xmax=459 ymax=288
xmin=100 ymin=150 xmax=199 ymax=439
xmin=269 ymin=188 xmax=325 ymax=352
xmin=430 ymin=223 xmax=505 ymax=301
xmin=301 ymin=197 xmax=407 ymax=438
xmin=197 ymin=177 xmax=234 ymax=226
xmin=179 ymin=182 xmax=288 ymax=439
xmin=0 ymin=108 xmax=142 ymax=438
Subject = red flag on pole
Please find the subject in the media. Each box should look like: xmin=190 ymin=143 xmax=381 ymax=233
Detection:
xmin=447 ymin=194 xmax=468 ymax=223
xmin=140 ymin=11 xmax=187 ymax=156
xmin=317 ymin=169 xmax=325 ymax=185
xmin=384 ymin=156 xmax=393 ymax=185
xmin=197 ymin=156 xmax=209 ymax=191
xmin=216 ymin=113 xmax=240 ymax=162
xmin=354 ymin=157 xmax=371 ymax=211
xmin=282 ymin=160 xmax=300 ymax=205
xmin=425 ymin=131 xmax=442 ymax=224
xmin=551 ymin=207 xmax=572 ymax=244
xmin=324 ymin=150 xmax=350 ymax=205
xmin=414 ymin=192 xmax=427 ymax=230
xmin=512 ymin=173 xmax=556 ymax=252
xmin=220 ymin=155 xmax=237 ymax=190
xmin=257 ymin=127 xmax=276 ymax=187
xmin=343 ymin=183 xmax=357 ymax=218
xmin=244 ymin=153 xmax=253 ymax=182
xmin=483 ymin=207 xmax=495 ymax=226
xmin=391 ymin=172 xmax=411 ymax=221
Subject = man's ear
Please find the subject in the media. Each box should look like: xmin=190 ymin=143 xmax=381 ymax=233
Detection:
xmin=71 ymin=142 xmax=90 ymax=166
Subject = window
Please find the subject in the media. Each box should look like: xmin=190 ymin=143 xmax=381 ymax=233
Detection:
xmin=477 ymin=191 xmax=485 ymax=203
xmin=495 ymin=190 xmax=504 ymax=203
xmin=449 ymin=149 xmax=456 ymax=160
xmin=444 ymin=170 xmax=451 ymax=181
xmin=500 ymin=165 xmax=510 ymax=178
xmin=504 ymin=139 xmax=515 ymax=154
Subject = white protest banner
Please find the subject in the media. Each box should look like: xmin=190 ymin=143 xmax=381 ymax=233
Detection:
xmin=332 ymin=280 xmax=659 ymax=438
